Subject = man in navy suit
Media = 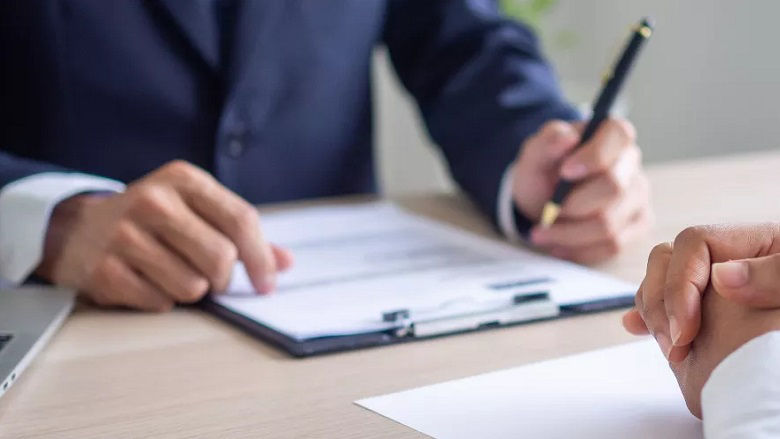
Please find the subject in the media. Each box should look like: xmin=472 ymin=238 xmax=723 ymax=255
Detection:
xmin=0 ymin=1 xmax=651 ymax=311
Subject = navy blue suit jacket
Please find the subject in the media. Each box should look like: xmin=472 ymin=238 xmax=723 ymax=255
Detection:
xmin=0 ymin=0 xmax=577 ymax=224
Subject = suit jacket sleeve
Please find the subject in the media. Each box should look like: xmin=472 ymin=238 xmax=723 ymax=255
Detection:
xmin=383 ymin=0 xmax=580 ymax=225
xmin=0 ymin=150 xmax=69 ymax=186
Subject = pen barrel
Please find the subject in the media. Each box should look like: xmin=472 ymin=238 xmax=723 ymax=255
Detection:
xmin=541 ymin=17 xmax=653 ymax=222
xmin=592 ymin=22 xmax=652 ymax=119
xmin=551 ymin=180 xmax=572 ymax=204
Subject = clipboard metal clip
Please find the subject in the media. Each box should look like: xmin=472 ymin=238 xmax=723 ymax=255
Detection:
xmin=381 ymin=291 xmax=560 ymax=338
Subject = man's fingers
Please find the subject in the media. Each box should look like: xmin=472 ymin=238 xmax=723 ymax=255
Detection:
xmin=272 ymin=245 xmax=295 ymax=272
xmin=89 ymin=256 xmax=174 ymax=312
xmin=543 ymin=208 xmax=650 ymax=264
xmin=530 ymin=169 xmax=647 ymax=248
xmin=559 ymin=144 xmax=643 ymax=218
xmin=113 ymin=221 xmax=209 ymax=303
xmin=712 ymin=254 xmax=780 ymax=307
xmin=560 ymin=118 xmax=636 ymax=180
xmin=158 ymin=162 xmax=278 ymax=294
xmin=143 ymin=197 xmax=239 ymax=292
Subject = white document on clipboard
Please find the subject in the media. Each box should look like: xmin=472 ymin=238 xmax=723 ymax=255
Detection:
xmin=217 ymin=202 xmax=635 ymax=341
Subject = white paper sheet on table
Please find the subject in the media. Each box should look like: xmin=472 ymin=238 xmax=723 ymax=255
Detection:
xmin=216 ymin=202 xmax=635 ymax=341
xmin=356 ymin=340 xmax=702 ymax=439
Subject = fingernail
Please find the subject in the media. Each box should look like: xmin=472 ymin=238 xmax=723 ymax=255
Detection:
xmin=669 ymin=316 xmax=681 ymax=345
xmin=561 ymin=163 xmax=587 ymax=180
xmin=712 ymin=261 xmax=749 ymax=288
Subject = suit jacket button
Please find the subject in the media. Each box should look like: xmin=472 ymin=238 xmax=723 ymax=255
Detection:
xmin=228 ymin=139 xmax=244 ymax=157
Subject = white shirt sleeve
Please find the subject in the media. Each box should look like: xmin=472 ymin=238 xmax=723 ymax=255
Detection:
xmin=701 ymin=330 xmax=780 ymax=439
xmin=497 ymin=163 xmax=522 ymax=243
xmin=0 ymin=172 xmax=125 ymax=284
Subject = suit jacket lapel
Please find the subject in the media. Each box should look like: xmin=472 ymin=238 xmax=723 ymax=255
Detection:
xmin=154 ymin=0 xmax=219 ymax=70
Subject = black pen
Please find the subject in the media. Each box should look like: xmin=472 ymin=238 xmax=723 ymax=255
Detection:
xmin=540 ymin=17 xmax=654 ymax=227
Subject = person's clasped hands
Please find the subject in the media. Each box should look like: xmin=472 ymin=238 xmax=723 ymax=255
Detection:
xmin=622 ymin=223 xmax=780 ymax=417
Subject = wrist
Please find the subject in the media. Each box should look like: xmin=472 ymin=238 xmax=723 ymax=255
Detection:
xmin=34 ymin=194 xmax=106 ymax=281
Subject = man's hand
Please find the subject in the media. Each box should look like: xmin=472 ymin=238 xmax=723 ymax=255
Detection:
xmin=512 ymin=119 xmax=652 ymax=264
xmin=666 ymin=286 xmax=780 ymax=418
xmin=622 ymin=223 xmax=780 ymax=362
xmin=35 ymin=161 xmax=293 ymax=311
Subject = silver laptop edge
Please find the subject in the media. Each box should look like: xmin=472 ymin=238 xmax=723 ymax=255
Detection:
xmin=0 ymin=287 xmax=75 ymax=400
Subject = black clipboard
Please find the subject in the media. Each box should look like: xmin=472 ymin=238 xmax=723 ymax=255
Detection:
xmin=199 ymin=293 xmax=635 ymax=358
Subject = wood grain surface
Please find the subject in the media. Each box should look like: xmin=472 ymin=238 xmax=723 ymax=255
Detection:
xmin=2 ymin=151 xmax=779 ymax=438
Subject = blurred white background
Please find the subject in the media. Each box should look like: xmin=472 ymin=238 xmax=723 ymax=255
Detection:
xmin=374 ymin=1 xmax=780 ymax=196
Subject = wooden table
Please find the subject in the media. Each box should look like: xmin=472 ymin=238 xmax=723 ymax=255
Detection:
xmin=2 ymin=151 xmax=780 ymax=438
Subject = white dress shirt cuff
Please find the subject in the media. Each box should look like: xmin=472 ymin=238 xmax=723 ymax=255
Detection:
xmin=701 ymin=330 xmax=780 ymax=439
xmin=497 ymin=163 xmax=521 ymax=243
xmin=0 ymin=172 xmax=126 ymax=284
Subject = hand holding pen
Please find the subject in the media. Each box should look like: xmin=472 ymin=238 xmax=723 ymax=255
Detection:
xmin=509 ymin=18 xmax=655 ymax=264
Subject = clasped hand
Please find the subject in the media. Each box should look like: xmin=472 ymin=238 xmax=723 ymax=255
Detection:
xmin=623 ymin=223 xmax=780 ymax=417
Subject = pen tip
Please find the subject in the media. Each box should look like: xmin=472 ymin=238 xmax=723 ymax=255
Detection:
xmin=540 ymin=203 xmax=561 ymax=228
xmin=641 ymin=16 xmax=655 ymax=30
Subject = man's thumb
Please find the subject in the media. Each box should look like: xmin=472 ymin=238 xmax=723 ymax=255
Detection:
xmin=712 ymin=254 xmax=780 ymax=307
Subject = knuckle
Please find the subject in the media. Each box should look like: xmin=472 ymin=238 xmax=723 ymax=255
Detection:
xmin=162 ymin=160 xmax=198 ymax=179
xmin=610 ymin=118 xmax=637 ymax=142
xmin=649 ymin=242 xmax=672 ymax=262
xmin=160 ymin=160 xmax=209 ymax=187
xmin=130 ymin=185 xmax=172 ymax=216
xmin=542 ymin=120 xmax=570 ymax=137
xmin=675 ymin=225 xmax=708 ymax=247
xmin=179 ymin=277 xmax=209 ymax=303
xmin=215 ymin=239 xmax=239 ymax=263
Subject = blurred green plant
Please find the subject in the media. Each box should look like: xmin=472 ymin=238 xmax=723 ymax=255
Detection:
xmin=499 ymin=0 xmax=558 ymax=31
xmin=499 ymin=0 xmax=577 ymax=50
